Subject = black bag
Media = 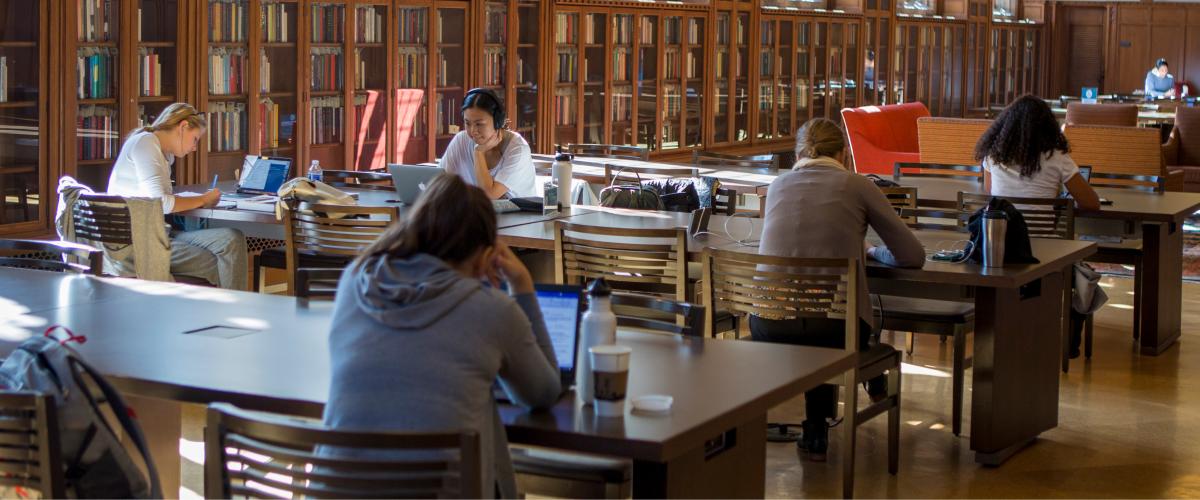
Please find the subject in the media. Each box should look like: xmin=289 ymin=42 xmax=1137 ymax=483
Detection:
xmin=599 ymin=170 xmax=664 ymax=210
xmin=641 ymin=178 xmax=701 ymax=213
xmin=865 ymin=174 xmax=900 ymax=188
xmin=966 ymin=197 xmax=1040 ymax=264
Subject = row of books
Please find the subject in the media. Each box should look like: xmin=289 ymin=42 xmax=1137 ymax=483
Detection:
xmin=259 ymin=50 xmax=273 ymax=93
xmin=262 ymin=2 xmax=291 ymax=43
xmin=613 ymin=48 xmax=630 ymax=82
xmin=554 ymin=14 xmax=577 ymax=45
xmin=556 ymin=49 xmax=577 ymax=84
xmin=210 ymin=0 xmax=247 ymax=43
xmin=77 ymin=105 xmax=118 ymax=160
xmin=354 ymin=48 xmax=384 ymax=90
xmin=139 ymin=48 xmax=164 ymax=97
xmin=664 ymin=87 xmax=683 ymax=117
xmin=435 ymin=96 xmax=459 ymax=136
xmin=760 ymin=23 xmax=775 ymax=45
xmin=613 ymin=15 xmax=633 ymax=45
xmin=77 ymin=47 xmax=116 ymax=100
xmin=258 ymin=97 xmax=295 ymax=149
xmin=759 ymin=50 xmax=774 ymax=77
xmin=714 ymin=50 xmax=746 ymax=79
xmin=357 ymin=6 xmax=384 ymax=44
xmin=665 ymin=49 xmax=680 ymax=79
xmin=397 ymin=48 xmax=427 ymax=88
xmin=553 ymin=88 xmax=576 ymax=125
xmin=209 ymin=101 xmax=247 ymax=152
xmin=0 ymin=57 xmax=9 ymax=102
xmin=640 ymin=19 xmax=655 ymax=45
xmin=435 ymin=51 xmax=459 ymax=87
xmin=209 ymin=47 xmax=246 ymax=96
xmin=611 ymin=90 xmax=632 ymax=121
xmin=715 ymin=15 xmax=747 ymax=46
xmin=688 ymin=20 xmax=703 ymax=45
xmin=481 ymin=47 xmax=504 ymax=87
xmin=398 ymin=8 xmax=427 ymax=45
xmin=353 ymin=92 xmax=387 ymax=139
xmin=310 ymin=95 xmax=343 ymax=144
xmin=484 ymin=5 xmax=507 ymax=45
xmin=758 ymin=83 xmax=774 ymax=110
xmin=78 ymin=0 xmax=115 ymax=43
xmin=311 ymin=48 xmax=344 ymax=91
xmin=311 ymin=4 xmax=345 ymax=43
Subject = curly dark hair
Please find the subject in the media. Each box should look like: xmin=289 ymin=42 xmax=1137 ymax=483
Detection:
xmin=974 ymin=94 xmax=1069 ymax=178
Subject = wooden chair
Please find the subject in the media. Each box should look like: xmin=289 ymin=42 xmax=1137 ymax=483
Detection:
xmin=958 ymin=193 xmax=1075 ymax=239
xmin=894 ymin=162 xmax=984 ymax=181
xmin=712 ymin=186 xmax=738 ymax=216
xmin=610 ymin=291 xmax=705 ymax=337
xmin=700 ymin=249 xmax=900 ymax=498
xmin=0 ymin=239 xmax=103 ymax=275
xmin=554 ymin=221 xmax=689 ymax=302
xmin=204 ymin=403 xmax=482 ymax=498
xmin=0 ymin=392 xmax=65 ymax=499
xmin=603 ymin=164 xmax=699 ymax=185
xmin=293 ymin=268 xmax=344 ymax=299
xmin=1063 ymin=125 xmax=1175 ymax=190
xmin=1087 ymin=172 xmax=1166 ymax=193
xmin=70 ymin=193 xmax=211 ymax=285
xmin=322 ymin=170 xmax=395 ymax=191
xmin=691 ymin=150 xmax=779 ymax=173
xmin=916 ymin=117 xmax=993 ymax=168
xmin=566 ymin=143 xmax=650 ymax=161
xmin=896 ymin=205 xmax=971 ymax=232
xmin=265 ymin=203 xmax=398 ymax=295
xmin=879 ymin=186 xmax=918 ymax=224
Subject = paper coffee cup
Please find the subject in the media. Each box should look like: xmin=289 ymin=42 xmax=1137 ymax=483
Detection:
xmin=590 ymin=345 xmax=632 ymax=418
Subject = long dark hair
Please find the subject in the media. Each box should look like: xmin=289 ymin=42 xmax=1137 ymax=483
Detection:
xmin=974 ymin=94 xmax=1069 ymax=178
xmin=358 ymin=173 xmax=497 ymax=265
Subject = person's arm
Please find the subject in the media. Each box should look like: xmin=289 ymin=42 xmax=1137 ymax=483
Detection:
xmin=1065 ymin=174 xmax=1101 ymax=211
xmin=472 ymin=131 xmax=513 ymax=199
xmin=1146 ymin=73 xmax=1167 ymax=98
xmin=983 ymin=167 xmax=992 ymax=193
xmin=860 ymin=180 xmax=926 ymax=268
xmin=490 ymin=134 xmax=536 ymax=198
xmin=130 ymin=135 xmax=219 ymax=213
xmin=492 ymin=243 xmax=561 ymax=408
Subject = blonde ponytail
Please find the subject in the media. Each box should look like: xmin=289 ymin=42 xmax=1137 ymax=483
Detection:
xmin=132 ymin=102 xmax=207 ymax=138
xmin=795 ymin=117 xmax=847 ymax=160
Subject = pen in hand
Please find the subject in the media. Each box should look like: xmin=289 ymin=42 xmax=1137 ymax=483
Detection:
xmin=210 ymin=174 xmax=218 ymax=191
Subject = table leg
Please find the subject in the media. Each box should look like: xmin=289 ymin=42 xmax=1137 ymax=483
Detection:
xmin=971 ymin=270 xmax=1065 ymax=465
xmin=126 ymin=395 xmax=182 ymax=499
xmin=631 ymin=414 xmax=766 ymax=498
xmin=1138 ymin=221 xmax=1183 ymax=355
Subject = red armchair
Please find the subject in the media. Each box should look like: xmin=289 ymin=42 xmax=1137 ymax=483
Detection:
xmin=841 ymin=102 xmax=930 ymax=174
xmin=1163 ymin=106 xmax=1200 ymax=192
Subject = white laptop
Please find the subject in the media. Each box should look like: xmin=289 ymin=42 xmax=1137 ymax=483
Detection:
xmin=387 ymin=164 xmax=442 ymax=206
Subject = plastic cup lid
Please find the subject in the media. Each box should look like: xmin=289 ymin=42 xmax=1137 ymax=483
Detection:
xmin=631 ymin=395 xmax=673 ymax=414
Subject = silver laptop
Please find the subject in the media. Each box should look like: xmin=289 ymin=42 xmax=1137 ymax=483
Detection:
xmin=387 ymin=164 xmax=442 ymax=206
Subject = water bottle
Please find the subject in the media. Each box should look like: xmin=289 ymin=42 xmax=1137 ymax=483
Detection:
xmin=982 ymin=210 xmax=1008 ymax=268
xmin=552 ymin=147 xmax=574 ymax=208
xmin=576 ymin=278 xmax=616 ymax=405
xmin=307 ymin=160 xmax=322 ymax=182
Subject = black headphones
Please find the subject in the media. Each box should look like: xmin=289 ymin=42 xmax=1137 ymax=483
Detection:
xmin=463 ymin=88 xmax=506 ymax=130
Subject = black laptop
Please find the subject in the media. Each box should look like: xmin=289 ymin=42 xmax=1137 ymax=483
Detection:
xmin=227 ymin=155 xmax=292 ymax=197
xmin=494 ymin=284 xmax=583 ymax=402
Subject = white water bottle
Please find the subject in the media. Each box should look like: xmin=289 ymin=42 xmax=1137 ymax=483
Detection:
xmin=552 ymin=148 xmax=574 ymax=208
xmin=576 ymin=278 xmax=617 ymax=405
xmin=307 ymin=160 xmax=323 ymax=182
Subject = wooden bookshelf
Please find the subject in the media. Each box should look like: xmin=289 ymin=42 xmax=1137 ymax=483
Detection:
xmin=258 ymin=0 xmax=301 ymax=165
xmin=306 ymin=1 xmax=348 ymax=170
xmin=202 ymin=0 xmax=250 ymax=182
xmin=476 ymin=0 xmax=541 ymax=151
xmin=352 ymin=2 xmax=389 ymax=171
xmin=0 ymin=0 xmax=47 ymax=232
xmin=70 ymin=0 xmax=122 ymax=191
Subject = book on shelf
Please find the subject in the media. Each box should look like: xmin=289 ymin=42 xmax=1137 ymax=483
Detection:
xmin=556 ymin=48 xmax=577 ymax=84
xmin=311 ymin=3 xmax=345 ymax=43
xmin=485 ymin=4 xmax=507 ymax=44
xmin=436 ymin=95 xmax=458 ymax=135
xmin=582 ymin=14 xmax=597 ymax=44
xmin=760 ymin=49 xmax=772 ymax=76
xmin=555 ymin=13 xmax=575 ymax=45
xmin=483 ymin=46 xmax=504 ymax=87
xmin=613 ymin=48 xmax=629 ymax=81
xmin=311 ymin=47 xmax=344 ymax=91
xmin=354 ymin=91 xmax=386 ymax=139
xmin=686 ymin=51 xmax=699 ymax=79
xmin=139 ymin=48 xmax=163 ymax=97
xmin=688 ymin=20 xmax=702 ymax=45
xmin=310 ymin=95 xmax=343 ymax=144
xmin=665 ymin=48 xmax=680 ymax=80
xmin=78 ymin=0 xmax=115 ymax=43
xmin=640 ymin=19 xmax=654 ymax=45
xmin=356 ymin=6 xmax=383 ymax=44
xmin=613 ymin=16 xmax=632 ymax=45
xmin=262 ymin=1 xmax=289 ymax=43
xmin=208 ymin=101 xmax=246 ymax=152
xmin=209 ymin=0 xmax=247 ymax=43
xmin=0 ymin=57 xmax=8 ymax=103
xmin=208 ymin=47 xmax=246 ymax=95
xmin=259 ymin=49 xmax=271 ymax=92
xmin=77 ymin=47 xmax=117 ymax=100
xmin=258 ymin=96 xmax=296 ymax=149
xmin=398 ymin=47 xmax=427 ymax=88
xmin=716 ymin=15 xmax=730 ymax=46
xmin=554 ymin=88 xmax=576 ymax=126
xmin=76 ymin=105 xmax=118 ymax=161
xmin=516 ymin=54 xmax=527 ymax=85
xmin=665 ymin=18 xmax=680 ymax=45
xmin=715 ymin=49 xmax=727 ymax=79
xmin=398 ymin=8 xmax=427 ymax=44
xmin=665 ymin=86 xmax=682 ymax=116
xmin=436 ymin=50 xmax=453 ymax=87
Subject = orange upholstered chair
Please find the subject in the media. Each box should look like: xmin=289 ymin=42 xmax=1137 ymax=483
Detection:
xmin=1065 ymin=102 xmax=1138 ymax=127
xmin=841 ymin=102 xmax=930 ymax=174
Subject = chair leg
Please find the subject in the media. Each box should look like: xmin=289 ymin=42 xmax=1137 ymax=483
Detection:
xmin=1061 ymin=316 xmax=1071 ymax=374
xmin=952 ymin=328 xmax=966 ymax=437
xmin=842 ymin=370 xmax=858 ymax=500
xmin=887 ymin=362 xmax=901 ymax=475
xmin=1132 ymin=259 xmax=1142 ymax=341
xmin=905 ymin=332 xmax=915 ymax=356
xmin=1084 ymin=314 xmax=1094 ymax=359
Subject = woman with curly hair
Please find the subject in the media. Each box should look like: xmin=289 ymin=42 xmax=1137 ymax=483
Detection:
xmin=975 ymin=94 xmax=1100 ymax=210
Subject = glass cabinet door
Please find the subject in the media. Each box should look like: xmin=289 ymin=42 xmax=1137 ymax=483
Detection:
xmin=1 ymin=0 xmax=44 ymax=227
xmin=435 ymin=7 xmax=465 ymax=155
xmin=260 ymin=0 xmax=298 ymax=162
xmin=612 ymin=14 xmax=634 ymax=146
xmin=756 ymin=19 xmax=775 ymax=140
xmin=582 ymin=13 xmax=606 ymax=144
xmin=553 ymin=11 xmax=578 ymax=148
xmin=661 ymin=16 xmax=682 ymax=150
xmin=353 ymin=2 xmax=387 ymax=171
xmin=684 ymin=16 xmax=704 ymax=149
xmin=395 ymin=6 xmax=428 ymax=163
xmin=733 ymin=12 xmax=749 ymax=142
xmin=635 ymin=15 xmax=657 ymax=151
xmin=515 ymin=0 xmax=539 ymax=151
xmin=308 ymin=1 xmax=346 ymax=168
xmin=76 ymin=0 xmax=121 ymax=189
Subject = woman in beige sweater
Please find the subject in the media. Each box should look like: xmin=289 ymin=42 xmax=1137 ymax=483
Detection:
xmin=757 ymin=117 xmax=925 ymax=461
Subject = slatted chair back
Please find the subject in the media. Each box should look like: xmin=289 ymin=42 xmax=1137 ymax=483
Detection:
xmin=322 ymin=170 xmax=395 ymax=191
xmin=691 ymin=151 xmax=779 ymax=173
xmin=712 ymin=187 xmax=738 ymax=215
xmin=282 ymin=203 xmax=399 ymax=295
xmin=294 ymin=268 xmax=344 ymax=300
xmin=603 ymin=165 xmax=699 ymax=185
xmin=701 ymin=249 xmax=858 ymax=348
xmin=0 ymin=239 xmax=103 ymax=275
xmin=204 ymin=403 xmax=482 ymax=499
xmin=879 ymin=187 xmax=918 ymax=224
xmin=71 ymin=193 xmax=134 ymax=246
xmin=959 ymin=193 xmax=1074 ymax=239
xmin=1063 ymin=124 xmax=1164 ymax=177
xmin=609 ymin=292 xmax=705 ymax=337
xmin=566 ymin=143 xmax=650 ymax=161
xmin=916 ymin=117 xmax=993 ymax=167
xmin=554 ymin=222 xmax=689 ymax=302
xmin=1087 ymin=171 xmax=1165 ymax=193
xmin=894 ymin=162 xmax=983 ymax=181
xmin=896 ymin=206 xmax=971 ymax=232
xmin=0 ymin=392 xmax=65 ymax=499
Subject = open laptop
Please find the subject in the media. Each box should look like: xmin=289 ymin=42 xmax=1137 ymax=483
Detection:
xmin=387 ymin=164 xmax=442 ymax=205
xmin=494 ymin=284 xmax=583 ymax=402
xmin=226 ymin=155 xmax=292 ymax=197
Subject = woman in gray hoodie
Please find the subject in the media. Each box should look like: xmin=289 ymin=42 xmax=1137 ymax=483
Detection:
xmin=322 ymin=173 xmax=561 ymax=498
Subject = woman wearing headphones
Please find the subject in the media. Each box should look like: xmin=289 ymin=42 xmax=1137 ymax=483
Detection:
xmin=437 ymin=88 xmax=536 ymax=199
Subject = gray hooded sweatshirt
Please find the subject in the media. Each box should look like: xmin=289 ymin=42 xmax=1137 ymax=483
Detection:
xmin=322 ymin=253 xmax=561 ymax=498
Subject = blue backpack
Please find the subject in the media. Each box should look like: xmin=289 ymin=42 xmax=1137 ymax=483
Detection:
xmin=0 ymin=327 xmax=162 ymax=498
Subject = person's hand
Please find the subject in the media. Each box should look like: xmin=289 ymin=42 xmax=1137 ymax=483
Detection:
xmin=202 ymin=189 xmax=222 ymax=208
xmin=1167 ymin=88 xmax=1177 ymax=98
xmin=474 ymin=130 xmax=505 ymax=154
xmin=864 ymin=241 xmax=877 ymax=259
xmin=489 ymin=242 xmax=534 ymax=295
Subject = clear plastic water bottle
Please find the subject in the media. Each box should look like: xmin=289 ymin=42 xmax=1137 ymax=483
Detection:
xmin=307 ymin=160 xmax=322 ymax=182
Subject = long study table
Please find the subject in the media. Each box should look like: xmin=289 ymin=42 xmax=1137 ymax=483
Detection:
xmin=0 ymin=267 xmax=854 ymax=498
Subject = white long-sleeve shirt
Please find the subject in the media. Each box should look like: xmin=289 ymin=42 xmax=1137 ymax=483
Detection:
xmin=106 ymin=131 xmax=177 ymax=214
xmin=437 ymin=130 xmax=536 ymax=198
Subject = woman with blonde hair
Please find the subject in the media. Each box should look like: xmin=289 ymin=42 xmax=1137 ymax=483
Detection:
xmin=756 ymin=117 xmax=925 ymax=460
xmin=107 ymin=102 xmax=248 ymax=289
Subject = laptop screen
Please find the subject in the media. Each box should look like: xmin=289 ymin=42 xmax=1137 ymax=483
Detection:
xmin=240 ymin=156 xmax=292 ymax=193
xmin=536 ymin=285 xmax=582 ymax=374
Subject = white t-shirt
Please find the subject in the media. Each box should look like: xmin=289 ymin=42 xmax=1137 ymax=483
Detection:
xmin=437 ymin=130 xmax=536 ymax=198
xmin=983 ymin=150 xmax=1080 ymax=199
xmin=106 ymin=131 xmax=177 ymax=214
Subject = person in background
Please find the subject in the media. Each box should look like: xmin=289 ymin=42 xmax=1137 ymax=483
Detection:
xmin=438 ymin=88 xmax=536 ymax=199
xmin=1145 ymin=58 xmax=1177 ymax=99
xmin=322 ymin=173 xmax=560 ymax=498
xmin=755 ymin=117 xmax=925 ymax=461
xmin=106 ymin=102 xmax=248 ymax=290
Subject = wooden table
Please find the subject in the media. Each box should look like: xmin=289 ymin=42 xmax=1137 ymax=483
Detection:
xmin=873 ymin=176 xmax=1200 ymax=355
xmin=0 ymin=267 xmax=854 ymax=498
xmin=499 ymin=206 xmax=1097 ymax=465
xmin=531 ymin=154 xmax=777 ymax=194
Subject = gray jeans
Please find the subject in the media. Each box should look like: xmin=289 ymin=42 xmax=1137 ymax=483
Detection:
xmin=169 ymin=227 xmax=248 ymax=290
